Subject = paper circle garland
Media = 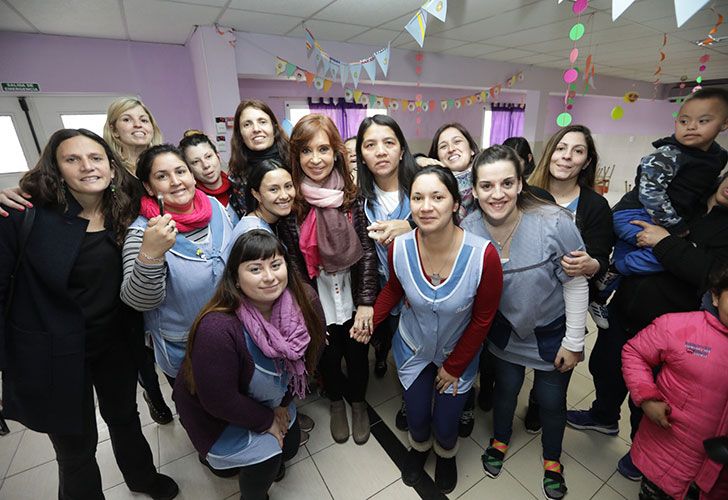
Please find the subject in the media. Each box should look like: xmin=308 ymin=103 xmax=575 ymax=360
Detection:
xmin=563 ymin=68 xmax=579 ymax=84
xmin=611 ymin=106 xmax=624 ymax=120
xmin=700 ymin=65 xmax=706 ymax=71
xmin=573 ymin=0 xmax=588 ymax=15
xmin=623 ymin=92 xmax=639 ymax=103
xmin=700 ymin=54 xmax=710 ymax=63
xmin=569 ymin=23 xmax=585 ymax=41
xmin=421 ymin=102 xmax=429 ymax=112
xmin=454 ymin=99 xmax=462 ymax=109
xmin=313 ymin=77 xmax=324 ymax=90
xmin=344 ymin=88 xmax=353 ymax=102
xmin=569 ymin=48 xmax=579 ymax=64
xmin=556 ymin=112 xmax=572 ymax=127
xmin=407 ymin=102 xmax=416 ymax=112
xmin=696 ymin=76 xmax=703 ymax=84
xmin=416 ymin=116 xmax=422 ymax=124
xmin=465 ymin=97 xmax=473 ymax=106
xmin=389 ymin=100 xmax=400 ymax=111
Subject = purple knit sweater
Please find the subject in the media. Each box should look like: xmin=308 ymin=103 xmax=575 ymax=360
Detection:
xmin=172 ymin=285 xmax=324 ymax=456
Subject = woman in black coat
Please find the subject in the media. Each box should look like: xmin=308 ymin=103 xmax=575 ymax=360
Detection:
xmin=0 ymin=129 xmax=178 ymax=500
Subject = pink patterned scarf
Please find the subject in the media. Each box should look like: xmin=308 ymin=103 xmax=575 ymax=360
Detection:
xmin=139 ymin=189 xmax=212 ymax=232
xmin=298 ymin=169 xmax=363 ymax=278
xmin=235 ymin=289 xmax=311 ymax=399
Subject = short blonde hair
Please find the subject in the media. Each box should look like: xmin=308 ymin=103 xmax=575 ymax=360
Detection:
xmin=103 ymin=97 xmax=163 ymax=173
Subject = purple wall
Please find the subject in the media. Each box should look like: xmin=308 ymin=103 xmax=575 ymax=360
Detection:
xmin=544 ymin=95 xmax=676 ymax=137
xmin=238 ymin=78 xmax=524 ymax=144
xmin=0 ymin=32 xmax=203 ymax=142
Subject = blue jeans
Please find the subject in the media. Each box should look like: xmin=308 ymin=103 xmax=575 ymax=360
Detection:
xmin=612 ymin=209 xmax=664 ymax=276
xmin=403 ymin=363 xmax=469 ymax=451
xmin=492 ymin=356 xmax=572 ymax=461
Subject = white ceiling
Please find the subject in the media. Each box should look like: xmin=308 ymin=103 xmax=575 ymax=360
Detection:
xmin=2 ymin=0 xmax=727 ymax=83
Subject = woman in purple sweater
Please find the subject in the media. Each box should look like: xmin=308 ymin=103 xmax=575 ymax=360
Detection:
xmin=173 ymin=230 xmax=325 ymax=500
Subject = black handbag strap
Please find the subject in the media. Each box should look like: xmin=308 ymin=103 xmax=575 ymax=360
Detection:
xmin=4 ymin=207 xmax=35 ymax=319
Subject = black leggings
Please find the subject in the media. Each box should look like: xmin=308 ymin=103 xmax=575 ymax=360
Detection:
xmin=319 ymin=319 xmax=369 ymax=402
xmin=237 ymin=418 xmax=301 ymax=500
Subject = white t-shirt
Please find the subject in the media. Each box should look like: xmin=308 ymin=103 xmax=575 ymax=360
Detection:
xmin=374 ymin=183 xmax=400 ymax=215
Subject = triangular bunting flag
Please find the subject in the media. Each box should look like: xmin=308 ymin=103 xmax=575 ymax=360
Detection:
xmin=323 ymin=79 xmax=333 ymax=92
xmin=275 ymin=58 xmax=287 ymax=76
xmin=447 ymin=98 xmax=454 ymax=109
xmin=350 ymin=63 xmax=362 ymax=87
xmin=422 ymin=0 xmax=447 ymax=23
xmin=353 ymin=89 xmax=363 ymax=102
xmin=329 ymin=60 xmax=340 ymax=80
xmin=293 ymin=68 xmax=306 ymax=82
xmin=285 ymin=63 xmax=297 ymax=77
xmin=611 ymin=0 xmax=637 ymax=21
xmin=305 ymin=29 xmax=315 ymax=57
xmin=375 ymin=43 xmax=390 ymax=77
xmin=314 ymin=48 xmax=323 ymax=73
xmin=305 ymin=71 xmax=315 ymax=87
xmin=369 ymin=94 xmax=377 ymax=107
xmin=340 ymin=64 xmax=349 ymax=87
xmin=405 ymin=9 xmax=428 ymax=47
xmin=674 ymin=0 xmax=708 ymax=27
xmin=322 ymin=56 xmax=331 ymax=77
xmin=363 ymin=59 xmax=377 ymax=82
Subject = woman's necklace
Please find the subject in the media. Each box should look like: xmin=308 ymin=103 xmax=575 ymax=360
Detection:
xmin=420 ymin=231 xmax=458 ymax=286
xmin=486 ymin=211 xmax=522 ymax=249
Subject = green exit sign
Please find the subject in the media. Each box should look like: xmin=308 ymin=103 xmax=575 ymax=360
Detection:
xmin=2 ymin=82 xmax=41 ymax=92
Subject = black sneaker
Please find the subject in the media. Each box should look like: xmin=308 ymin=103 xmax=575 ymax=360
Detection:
xmin=458 ymin=404 xmax=475 ymax=438
xmin=143 ymin=391 xmax=173 ymax=425
xmin=198 ymin=454 xmax=239 ymax=478
xmin=402 ymin=447 xmax=429 ymax=486
xmin=524 ymin=403 xmax=542 ymax=434
xmin=435 ymin=455 xmax=457 ymax=494
xmin=543 ymin=463 xmax=567 ymax=500
xmin=481 ymin=439 xmax=506 ymax=478
xmin=395 ymin=399 xmax=408 ymax=431
xmin=129 ymin=473 xmax=179 ymax=500
xmin=298 ymin=412 xmax=315 ymax=432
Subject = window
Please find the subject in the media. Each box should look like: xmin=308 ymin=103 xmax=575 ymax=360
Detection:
xmin=0 ymin=116 xmax=30 ymax=174
xmin=61 ymin=113 xmax=107 ymax=137
xmin=481 ymin=108 xmax=493 ymax=148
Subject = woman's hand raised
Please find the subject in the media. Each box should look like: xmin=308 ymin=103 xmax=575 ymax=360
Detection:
xmin=138 ymin=214 xmax=177 ymax=264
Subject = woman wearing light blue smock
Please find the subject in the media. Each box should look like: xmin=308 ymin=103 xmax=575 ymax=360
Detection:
xmin=356 ymin=115 xmax=418 ymax=379
xmin=461 ymin=145 xmax=588 ymax=500
xmin=173 ymin=230 xmax=325 ymax=500
xmin=120 ymin=144 xmax=234 ymax=384
xmin=354 ymin=166 xmax=502 ymax=494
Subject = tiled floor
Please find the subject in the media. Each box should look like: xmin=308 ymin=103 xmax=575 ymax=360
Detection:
xmin=0 ymin=321 xmax=642 ymax=499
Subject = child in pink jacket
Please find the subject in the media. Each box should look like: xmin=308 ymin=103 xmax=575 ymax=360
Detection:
xmin=622 ymin=263 xmax=728 ymax=500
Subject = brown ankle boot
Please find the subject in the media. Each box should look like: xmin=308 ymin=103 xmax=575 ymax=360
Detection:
xmin=329 ymin=400 xmax=349 ymax=443
xmin=351 ymin=401 xmax=370 ymax=445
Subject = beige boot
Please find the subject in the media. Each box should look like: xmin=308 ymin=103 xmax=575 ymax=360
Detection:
xmin=351 ymin=401 xmax=370 ymax=445
xmin=329 ymin=400 xmax=349 ymax=443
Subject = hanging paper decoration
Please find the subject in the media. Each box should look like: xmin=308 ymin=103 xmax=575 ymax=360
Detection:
xmin=362 ymin=59 xmax=377 ymax=82
xmin=405 ymin=10 xmax=428 ymax=47
xmin=272 ymin=56 xmax=525 ymax=113
xmin=623 ymin=91 xmax=639 ymax=103
xmin=611 ymin=106 xmax=624 ymax=120
xmin=557 ymin=0 xmax=589 ymax=127
xmin=329 ymin=60 xmax=340 ymax=80
xmin=375 ymin=43 xmax=391 ymax=77
xmin=612 ymin=0 xmax=709 ymax=27
xmin=422 ymin=0 xmax=447 ymax=22
xmin=340 ymin=64 xmax=349 ymax=87
xmin=275 ymin=58 xmax=287 ymax=76
xmin=698 ymin=8 xmax=724 ymax=46
xmin=350 ymin=62 xmax=362 ymax=87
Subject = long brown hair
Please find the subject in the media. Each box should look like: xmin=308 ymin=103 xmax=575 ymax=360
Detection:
xmin=103 ymin=97 xmax=164 ymax=174
xmin=229 ymin=100 xmax=289 ymax=181
xmin=289 ymin=113 xmax=358 ymax=222
xmin=528 ymin=124 xmax=598 ymax=191
xmin=19 ymin=128 xmax=140 ymax=244
xmin=180 ymin=229 xmax=325 ymax=395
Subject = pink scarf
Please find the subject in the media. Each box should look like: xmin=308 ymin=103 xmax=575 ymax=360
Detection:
xmin=235 ymin=289 xmax=311 ymax=399
xmin=139 ymin=189 xmax=212 ymax=232
xmin=299 ymin=170 xmax=363 ymax=278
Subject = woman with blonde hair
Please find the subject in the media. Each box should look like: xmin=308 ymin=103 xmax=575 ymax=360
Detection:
xmin=103 ymin=96 xmax=164 ymax=175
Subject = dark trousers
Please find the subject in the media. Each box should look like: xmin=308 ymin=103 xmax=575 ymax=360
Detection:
xmin=371 ymin=314 xmax=398 ymax=362
xmin=47 ymin=339 xmax=157 ymax=500
xmin=493 ymin=356 xmax=572 ymax=461
xmin=135 ymin=341 xmax=167 ymax=406
xmin=319 ymin=319 xmax=369 ymax=402
xmin=404 ymin=363 xmax=469 ymax=451
xmin=238 ymin=418 xmax=301 ymax=500
xmin=588 ymin=304 xmax=643 ymax=438
xmin=479 ymin=347 xmax=497 ymax=395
